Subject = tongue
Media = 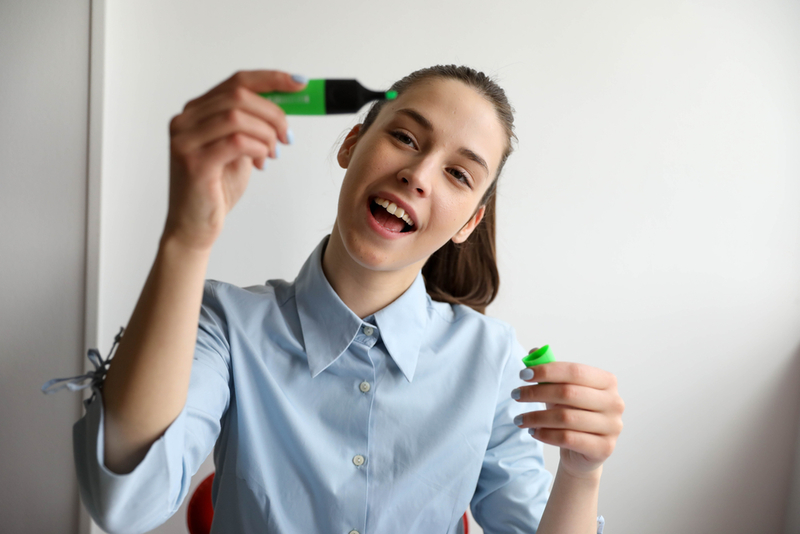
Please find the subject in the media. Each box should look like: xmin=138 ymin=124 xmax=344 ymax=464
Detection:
xmin=374 ymin=205 xmax=406 ymax=232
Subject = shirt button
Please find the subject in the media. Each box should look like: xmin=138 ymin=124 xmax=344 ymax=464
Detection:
xmin=359 ymin=381 xmax=371 ymax=393
xmin=353 ymin=454 xmax=365 ymax=466
xmin=349 ymin=531 xmax=360 ymax=534
xmin=362 ymin=325 xmax=374 ymax=336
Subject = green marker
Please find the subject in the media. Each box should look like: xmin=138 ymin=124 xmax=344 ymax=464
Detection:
xmin=260 ymin=79 xmax=398 ymax=115
xmin=522 ymin=345 xmax=555 ymax=368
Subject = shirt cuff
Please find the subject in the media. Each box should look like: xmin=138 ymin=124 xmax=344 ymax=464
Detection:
xmin=597 ymin=515 xmax=605 ymax=534
xmin=72 ymin=389 xmax=190 ymax=533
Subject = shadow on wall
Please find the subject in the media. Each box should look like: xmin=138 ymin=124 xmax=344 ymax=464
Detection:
xmin=755 ymin=342 xmax=800 ymax=534
xmin=783 ymin=343 xmax=800 ymax=534
xmin=681 ymin=340 xmax=800 ymax=534
xmin=742 ymin=341 xmax=800 ymax=534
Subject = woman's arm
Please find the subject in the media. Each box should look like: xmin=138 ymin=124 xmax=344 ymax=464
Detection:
xmin=513 ymin=361 xmax=624 ymax=533
xmin=101 ymin=236 xmax=211 ymax=474
xmin=100 ymin=70 xmax=305 ymax=474
xmin=536 ymin=464 xmax=601 ymax=533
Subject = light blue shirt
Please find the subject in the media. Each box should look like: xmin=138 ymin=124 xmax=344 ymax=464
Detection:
xmin=73 ymin=237 xmax=573 ymax=533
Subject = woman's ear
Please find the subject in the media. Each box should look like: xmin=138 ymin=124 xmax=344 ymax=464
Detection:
xmin=337 ymin=124 xmax=362 ymax=169
xmin=452 ymin=205 xmax=486 ymax=244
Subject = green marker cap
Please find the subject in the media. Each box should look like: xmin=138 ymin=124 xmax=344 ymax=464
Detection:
xmin=522 ymin=345 xmax=555 ymax=367
xmin=385 ymin=90 xmax=398 ymax=100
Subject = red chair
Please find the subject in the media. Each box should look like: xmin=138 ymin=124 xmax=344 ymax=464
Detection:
xmin=187 ymin=473 xmax=215 ymax=534
xmin=188 ymin=472 xmax=468 ymax=534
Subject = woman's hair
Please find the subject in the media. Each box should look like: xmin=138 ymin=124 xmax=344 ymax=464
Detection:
xmin=359 ymin=65 xmax=517 ymax=314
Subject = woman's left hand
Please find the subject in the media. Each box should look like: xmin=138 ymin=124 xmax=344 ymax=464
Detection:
xmin=512 ymin=358 xmax=624 ymax=478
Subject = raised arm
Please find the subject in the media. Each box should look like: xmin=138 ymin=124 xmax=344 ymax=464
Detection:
xmin=101 ymin=70 xmax=305 ymax=473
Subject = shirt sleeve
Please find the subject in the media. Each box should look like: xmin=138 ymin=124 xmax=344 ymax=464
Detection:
xmin=470 ymin=328 xmax=553 ymax=533
xmin=72 ymin=282 xmax=232 ymax=534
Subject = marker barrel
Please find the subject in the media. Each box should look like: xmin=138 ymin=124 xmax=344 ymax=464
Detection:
xmin=260 ymin=79 xmax=395 ymax=115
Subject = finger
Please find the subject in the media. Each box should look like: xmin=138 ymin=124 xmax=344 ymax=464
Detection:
xmin=175 ymin=87 xmax=291 ymax=145
xmin=175 ymin=108 xmax=279 ymax=158
xmin=204 ymin=70 xmax=307 ymax=103
xmin=196 ymin=70 xmax=307 ymax=102
xmin=195 ymin=132 xmax=270 ymax=171
xmin=515 ymin=407 xmax=623 ymax=436
xmin=530 ymin=428 xmax=616 ymax=460
xmin=512 ymin=383 xmax=614 ymax=412
xmin=520 ymin=361 xmax=617 ymax=390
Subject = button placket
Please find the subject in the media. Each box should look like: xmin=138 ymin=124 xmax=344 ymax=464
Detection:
xmin=334 ymin=334 xmax=372 ymax=534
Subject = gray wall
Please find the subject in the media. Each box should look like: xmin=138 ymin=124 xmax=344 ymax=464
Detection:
xmin=99 ymin=2 xmax=800 ymax=534
xmin=0 ymin=0 xmax=89 ymax=533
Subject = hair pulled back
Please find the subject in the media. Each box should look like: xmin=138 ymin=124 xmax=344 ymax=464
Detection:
xmin=359 ymin=65 xmax=517 ymax=314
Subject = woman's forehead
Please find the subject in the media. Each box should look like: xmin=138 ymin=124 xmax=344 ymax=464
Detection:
xmin=384 ymin=78 xmax=490 ymax=120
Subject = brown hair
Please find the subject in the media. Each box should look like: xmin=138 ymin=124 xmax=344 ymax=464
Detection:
xmin=360 ymin=65 xmax=517 ymax=314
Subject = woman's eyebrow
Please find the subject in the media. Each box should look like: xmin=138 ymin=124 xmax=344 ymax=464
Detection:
xmin=459 ymin=148 xmax=489 ymax=175
xmin=395 ymin=108 xmax=489 ymax=175
xmin=396 ymin=108 xmax=433 ymax=131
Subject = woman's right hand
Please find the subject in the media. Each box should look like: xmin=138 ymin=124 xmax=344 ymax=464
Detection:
xmin=164 ymin=70 xmax=306 ymax=251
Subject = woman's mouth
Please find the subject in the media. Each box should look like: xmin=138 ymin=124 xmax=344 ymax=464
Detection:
xmin=370 ymin=197 xmax=416 ymax=233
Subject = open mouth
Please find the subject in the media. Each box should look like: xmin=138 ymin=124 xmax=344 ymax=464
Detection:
xmin=370 ymin=197 xmax=416 ymax=233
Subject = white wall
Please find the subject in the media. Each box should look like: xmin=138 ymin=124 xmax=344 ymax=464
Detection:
xmin=0 ymin=0 xmax=90 ymax=533
xmin=91 ymin=1 xmax=800 ymax=533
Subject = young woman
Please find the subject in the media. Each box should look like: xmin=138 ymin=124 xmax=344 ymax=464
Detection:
xmin=73 ymin=66 xmax=624 ymax=534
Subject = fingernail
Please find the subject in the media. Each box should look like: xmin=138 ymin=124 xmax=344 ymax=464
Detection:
xmin=528 ymin=428 xmax=536 ymax=437
xmin=513 ymin=414 xmax=523 ymax=426
xmin=275 ymin=144 xmax=281 ymax=158
xmin=520 ymin=368 xmax=534 ymax=381
xmin=286 ymin=128 xmax=295 ymax=145
xmin=511 ymin=388 xmax=521 ymax=400
xmin=291 ymin=74 xmax=308 ymax=84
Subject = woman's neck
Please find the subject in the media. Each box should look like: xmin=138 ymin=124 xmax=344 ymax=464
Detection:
xmin=321 ymin=226 xmax=424 ymax=319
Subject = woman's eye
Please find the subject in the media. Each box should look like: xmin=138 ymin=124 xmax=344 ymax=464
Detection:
xmin=449 ymin=168 xmax=471 ymax=187
xmin=391 ymin=131 xmax=415 ymax=147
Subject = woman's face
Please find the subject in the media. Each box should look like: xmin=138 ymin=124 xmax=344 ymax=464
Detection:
xmin=334 ymin=77 xmax=507 ymax=275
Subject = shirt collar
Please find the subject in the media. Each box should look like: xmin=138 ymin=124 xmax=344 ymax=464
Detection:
xmin=295 ymin=236 xmax=429 ymax=382
xmin=373 ymin=272 xmax=428 ymax=382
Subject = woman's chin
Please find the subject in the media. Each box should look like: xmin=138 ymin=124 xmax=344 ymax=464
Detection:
xmin=332 ymin=225 xmax=428 ymax=275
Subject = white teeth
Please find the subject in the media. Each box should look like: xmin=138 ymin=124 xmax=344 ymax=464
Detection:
xmin=373 ymin=197 xmax=415 ymax=227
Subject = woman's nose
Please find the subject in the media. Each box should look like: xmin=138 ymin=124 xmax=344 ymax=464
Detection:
xmin=400 ymin=176 xmax=425 ymax=195
xmin=398 ymin=160 xmax=434 ymax=196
